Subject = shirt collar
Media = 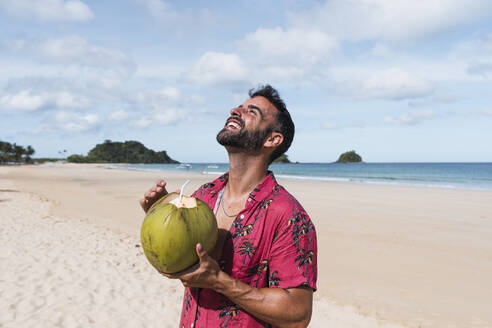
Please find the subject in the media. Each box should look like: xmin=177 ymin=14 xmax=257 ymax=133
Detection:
xmin=208 ymin=170 xmax=279 ymax=203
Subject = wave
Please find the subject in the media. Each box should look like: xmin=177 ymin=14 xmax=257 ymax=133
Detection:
xmin=104 ymin=163 xmax=492 ymax=191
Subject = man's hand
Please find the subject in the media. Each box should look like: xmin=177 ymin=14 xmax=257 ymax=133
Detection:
xmin=163 ymin=243 xmax=221 ymax=289
xmin=162 ymin=243 xmax=312 ymax=327
xmin=139 ymin=179 xmax=168 ymax=213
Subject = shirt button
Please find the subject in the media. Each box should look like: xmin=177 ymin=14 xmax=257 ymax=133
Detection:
xmin=240 ymin=214 xmax=244 ymax=219
xmin=248 ymin=198 xmax=252 ymax=202
xmin=191 ymin=324 xmax=194 ymax=328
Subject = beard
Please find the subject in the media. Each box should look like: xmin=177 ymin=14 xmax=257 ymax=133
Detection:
xmin=216 ymin=124 xmax=273 ymax=152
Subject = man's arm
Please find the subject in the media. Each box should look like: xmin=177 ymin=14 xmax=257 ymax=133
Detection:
xmin=164 ymin=244 xmax=313 ymax=328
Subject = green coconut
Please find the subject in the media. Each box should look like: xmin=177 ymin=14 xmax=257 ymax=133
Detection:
xmin=140 ymin=192 xmax=218 ymax=274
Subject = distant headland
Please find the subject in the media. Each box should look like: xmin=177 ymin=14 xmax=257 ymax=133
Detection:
xmin=67 ymin=140 xmax=179 ymax=164
xmin=335 ymin=150 xmax=363 ymax=163
xmin=272 ymin=154 xmax=291 ymax=164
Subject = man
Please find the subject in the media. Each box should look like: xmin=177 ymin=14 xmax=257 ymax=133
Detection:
xmin=140 ymin=85 xmax=317 ymax=327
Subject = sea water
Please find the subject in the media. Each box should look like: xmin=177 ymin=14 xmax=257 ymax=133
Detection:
xmin=108 ymin=162 xmax=492 ymax=191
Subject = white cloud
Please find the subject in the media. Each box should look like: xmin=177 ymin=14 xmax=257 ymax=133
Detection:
xmin=131 ymin=86 xmax=191 ymax=128
xmin=361 ymin=68 xmax=434 ymax=100
xmin=8 ymin=36 xmax=136 ymax=85
xmin=55 ymin=112 xmax=99 ymax=132
xmin=0 ymin=0 xmax=93 ymax=22
xmin=241 ymin=27 xmax=337 ymax=65
xmin=0 ymin=90 xmax=45 ymax=112
xmin=154 ymin=108 xmax=185 ymax=125
xmin=0 ymin=89 xmax=88 ymax=112
xmin=38 ymin=36 xmax=133 ymax=72
xmin=108 ymin=110 xmax=129 ymax=122
xmin=467 ymin=61 xmax=492 ymax=77
xmin=134 ymin=117 xmax=152 ymax=128
xmin=159 ymin=86 xmax=180 ymax=101
xmin=321 ymin=121 xmax=368 ymax=130
xmin=384 ymin=109 xmax=436 ymax=125
xmin=289 ymin=0 xmax=492 ymax=42
xmin=459 ymin=35 xmax=492 ymax=78
xmin=237 ymin=27 xmax=337 ymax=82
xmin=321 ymin=122 xmax=337 ymax=129
xmin=139 ymin=0 xmax=178 ymax=21
xmin=368 ymin=43 xmax=394 ymax=58
xmin=185 ymin=52 xmax=249 ymax=87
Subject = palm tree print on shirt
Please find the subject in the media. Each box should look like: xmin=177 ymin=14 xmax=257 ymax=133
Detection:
xmin=217 ymin=303 xmax=240 ymax=328
xmin=238 ymin=241 xmax=257 ymax=264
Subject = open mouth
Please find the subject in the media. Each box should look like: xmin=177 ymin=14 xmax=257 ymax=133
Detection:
xmin=225 ymin=118 xmax=242 ymax=130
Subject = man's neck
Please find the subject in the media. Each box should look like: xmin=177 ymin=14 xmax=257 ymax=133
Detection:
xmin=226 ymin=152 xmax=269 ymax=200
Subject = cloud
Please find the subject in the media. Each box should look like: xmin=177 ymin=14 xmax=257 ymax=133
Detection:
xmin=0 ymin=0 xmax=93 ymax=22
xmin=134 ymin=117 xmax=152 ymax=128
xmin=237 ymin=27 xmax=337 ymax=82
xmin=131 ymin=86 xmax=192 ymax=128
xmin=7 ymin=36 xmax=136 ymax=87
xmin=361 ymin=68 xmax=434 ymax=100
xmin=159 ymin=86 xmax=180 ymax=101
xmin=467 ymin=61 xmax=492 ymax=77
xmin=241 ymin=27 xmax=337 ymax=65
xmin=108 ymin=110 xmax=129 ymax=122
xmin=38 ymin=36 xmax=134 ymax=74
xmin=139 ymin=0 xmax=178 ymax=21
xmin=384 ymin=109 xmax=436 ymax=125
xmin=137 ymin=0 xmax=218 ymax=35
xmin=289 ymin=0 xmax=492 ymax=43
xmin=54 ymin=112 xmax=99 ymax=132
xmin=321 ymin=121 xmax=369 ymax=130
xmin=368 ymin=43 xmax=394 ymax=58
xmin=0 ymin=89 xmax=88 ymax=112
xmin=185 ymin=52 xmax=249 ymax=87
xmin=451 ymin=33 xmax=492 ymax=79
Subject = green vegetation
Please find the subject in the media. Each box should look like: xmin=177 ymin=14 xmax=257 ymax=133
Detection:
xmin=67 ymin=140 xmax=179 ymax=164
xmin=32 ymin=158 xmax=64 ymax=164
xmin=0 ymin=141 xmax=35 ymax=164
xmin=272 ymin=153 xmax=291 ymax=164
xmin=336 ymin=150 xmax=363 ymax=163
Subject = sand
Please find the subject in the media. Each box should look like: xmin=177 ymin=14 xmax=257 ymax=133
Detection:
xmin=1 ymin=163 xmax=491 ymax=328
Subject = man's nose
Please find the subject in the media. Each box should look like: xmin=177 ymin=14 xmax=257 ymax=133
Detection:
xmin=230 ymin=106 xmax=242 ymax=117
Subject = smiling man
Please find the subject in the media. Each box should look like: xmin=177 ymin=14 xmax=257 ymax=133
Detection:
xmin=140 ymin=85 xmax=317 ymax=328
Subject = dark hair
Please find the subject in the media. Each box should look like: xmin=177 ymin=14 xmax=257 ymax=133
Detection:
xmin=249 ymin=84 xmax=295 ymax=164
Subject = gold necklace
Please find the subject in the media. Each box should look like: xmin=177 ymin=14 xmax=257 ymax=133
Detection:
xmin=221 ymin=193 xmax=239 ymax=217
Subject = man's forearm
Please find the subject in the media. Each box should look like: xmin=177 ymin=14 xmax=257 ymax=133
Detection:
xmin=213 ymin=271 xmax=312 ymax=328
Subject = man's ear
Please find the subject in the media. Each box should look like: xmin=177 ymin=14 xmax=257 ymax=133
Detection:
xmin=264 ymin=132 xmax=283 ymax=149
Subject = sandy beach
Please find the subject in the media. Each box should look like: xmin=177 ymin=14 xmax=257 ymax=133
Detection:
xmin=1 ymin=163 xmax=491 ymax=328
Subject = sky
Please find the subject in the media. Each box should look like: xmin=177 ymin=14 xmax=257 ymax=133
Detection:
xmin=1 ymin=0 xmax=491 ymax=163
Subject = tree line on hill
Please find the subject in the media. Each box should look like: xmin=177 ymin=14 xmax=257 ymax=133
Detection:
xmin=2 ymin=138 xmax=363 ymax=165
xmin=336 ymin=150 xmax=363 ymax=163
xmin=0 ymin=141 xmax=35 ymax=163
xmin=67 ymin=140 xmax=179 ymax=164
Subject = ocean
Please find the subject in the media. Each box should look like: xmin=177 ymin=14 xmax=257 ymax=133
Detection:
xmin=108 ymin=162 xmax=492 ymax=191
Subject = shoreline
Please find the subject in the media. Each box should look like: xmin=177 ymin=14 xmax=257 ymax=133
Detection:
xmin=2 ymin=163 xmax=492 ymax=327
xmin=100 ymin=162 xmax=492 ymax=192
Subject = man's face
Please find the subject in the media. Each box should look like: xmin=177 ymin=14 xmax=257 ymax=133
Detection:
xmin=216 ymin=96 xmax=278 ymax=151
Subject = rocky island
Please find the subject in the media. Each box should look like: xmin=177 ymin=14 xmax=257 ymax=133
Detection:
xmin=336 ymin=150 xmax=363 ymax=163
xmin=67 ymin=140 xmax=179 ymax=164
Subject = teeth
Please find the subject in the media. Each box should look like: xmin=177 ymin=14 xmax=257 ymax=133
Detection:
xmin=227 ymin=122 xmax=240 ymax=129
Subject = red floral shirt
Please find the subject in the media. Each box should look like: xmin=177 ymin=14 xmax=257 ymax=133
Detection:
xmin=179 ymin=172 xmax=317 ymax=328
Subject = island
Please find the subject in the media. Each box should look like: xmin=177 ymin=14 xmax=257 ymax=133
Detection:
xmin=336 ymin=150 xmax=363 ymax=163
xmin=272 ymin=154 xmax=291 ymax=164
xmin=67 ymin=140 xmax=179 ymax=164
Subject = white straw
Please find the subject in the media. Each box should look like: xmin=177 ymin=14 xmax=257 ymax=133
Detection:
xmin=179 ymin=180 xmax=190 ymax=204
